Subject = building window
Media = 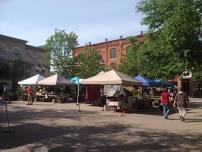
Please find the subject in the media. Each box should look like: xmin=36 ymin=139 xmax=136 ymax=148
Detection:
xmin=110 ymin=48 xmax=117 ymax=59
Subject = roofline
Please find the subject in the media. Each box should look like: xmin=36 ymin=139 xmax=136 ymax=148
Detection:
xmin=0 ymin=34 xmax=27 ymax=43
xmin=26 ymin=45 xmax=44 ymax=52
xmin=74 ymin=34 xmax=144 ymax=49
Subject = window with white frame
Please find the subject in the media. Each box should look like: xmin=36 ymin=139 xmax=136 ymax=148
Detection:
xmin=110 ymin=48 xmax=117 ymax=59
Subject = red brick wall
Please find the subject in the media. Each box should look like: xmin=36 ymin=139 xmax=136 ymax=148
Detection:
xmin=73 ymin=35 xmax=144 ymax=68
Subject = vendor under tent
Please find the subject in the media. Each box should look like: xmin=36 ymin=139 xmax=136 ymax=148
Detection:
xmin=134 ymin=75 xmax=158 ymax=87
xmin=82 ymin=70 xmax=142 ymax=85
xmin=36 ymin=74 xmax=74 ymax=103
xmin=37 ymin=74 xmax=73 ymax=86
xmin=18 ymin=74 xmax=45 ymax=85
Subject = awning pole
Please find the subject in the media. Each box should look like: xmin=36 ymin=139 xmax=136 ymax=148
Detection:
xmin=76 ymin=79 xmax=81 ymax=112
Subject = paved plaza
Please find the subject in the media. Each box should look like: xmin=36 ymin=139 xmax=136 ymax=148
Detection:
xmin=0 ymin=98 xmax=202 ymax=152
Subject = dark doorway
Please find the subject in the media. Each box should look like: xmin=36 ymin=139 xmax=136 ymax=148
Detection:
xmin=193 ymin=81 xmax=202 ymax=97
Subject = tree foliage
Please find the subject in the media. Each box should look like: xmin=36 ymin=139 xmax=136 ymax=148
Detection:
xmin=138 ymin=0 xmax=202 ymax=67
xmin=119 ymin=37 xmax=143 ymax=77
xmin=74 ymin=47 xmax=104 ymax=78
xmin=44 ymin=29 xmax=78 ymax=77
xmin=119 ymin=0 xmax=202 ymax=79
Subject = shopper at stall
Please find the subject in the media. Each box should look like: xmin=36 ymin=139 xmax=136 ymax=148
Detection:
xmin=26 ymin=86 xmax=33 ymax=105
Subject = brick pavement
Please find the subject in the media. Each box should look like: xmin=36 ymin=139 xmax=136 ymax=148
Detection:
xmin=0 ymin=98 xmax=202 ymax=152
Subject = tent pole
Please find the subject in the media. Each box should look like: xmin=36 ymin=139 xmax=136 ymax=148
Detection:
xmin=76 ymin=80 xmax=80 ymax=112
xmin=103 ymin=85 xmax=107 ymax=111
xmin=120 ymin=85 xmax=125 ymax=117
xmin=3 ymin=100 xmax=14 ymax=133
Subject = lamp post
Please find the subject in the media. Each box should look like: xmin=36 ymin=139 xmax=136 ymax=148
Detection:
xmin=76 ymin=77 xmax=81 ymax=112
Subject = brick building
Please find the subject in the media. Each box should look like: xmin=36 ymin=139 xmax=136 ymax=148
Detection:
xmin=73 ymin=34 xmax=144 ymax=69
xmin=73 ymin=34 xmax=201 ymax=97
xmin=0 ymin=34 xmax=49 ymax=95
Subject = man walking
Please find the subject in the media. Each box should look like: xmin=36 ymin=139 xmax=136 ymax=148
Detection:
xmin=174 ymin=89 xmax=189 ymax=122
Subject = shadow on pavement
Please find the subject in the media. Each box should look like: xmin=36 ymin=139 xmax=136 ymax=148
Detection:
xmin=188 ymin=101 xmax=202 ymax=109
xmin=0 ymin=105 xmax=99 ymax=125
xmin=185 ymin=118 xmax=202 ymax=123
xmin=0 ymin=123 xmax=127 ymax=150
xmin=0 ymin=100 xmax=202 ymax=151
xmin=0 ymin=123 xmax=201 ymax=152
xmin=48 ymin=128 xmax=202 ymax=152
xmin=132 ymin=106 xmax=178 ymax=116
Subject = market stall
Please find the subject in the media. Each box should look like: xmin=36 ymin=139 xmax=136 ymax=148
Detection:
xmin=37 ymin=74 xmax=74 ymax=103
xmin=82 ymin=70 xmax=142 ymax=111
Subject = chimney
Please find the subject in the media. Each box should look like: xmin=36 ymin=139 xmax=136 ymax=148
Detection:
xmin=105 ymin=38 xmax=108 ymax=42
xmin=120 ymin=35 xmax=123 ymax=39
xmin=140 ymin=31 xmax=143 ymax=35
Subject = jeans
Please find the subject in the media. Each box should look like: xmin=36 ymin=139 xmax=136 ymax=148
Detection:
xmin=162 ymin=104 xmax=170 ymax=118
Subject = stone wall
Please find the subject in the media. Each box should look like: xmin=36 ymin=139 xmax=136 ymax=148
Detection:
xmin=0 ymin=34 xmax=48 ymax=92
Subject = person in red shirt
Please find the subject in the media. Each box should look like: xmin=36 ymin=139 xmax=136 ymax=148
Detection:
xmin=26 ymin=86 xmax=33 ymax=105
xmin=160 ymin=88 xmax=170 ymax=119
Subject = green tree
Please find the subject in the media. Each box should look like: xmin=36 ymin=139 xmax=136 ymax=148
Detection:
xmin=119 ymin=34 xmax=188 ymax=79
xmin=74 ymin=46 xmax=104 ymax=78
xmin=44 ymin=29 xmax=78 ymax=77
xmin=123 ymin=0 xmax=202 ymax=79
xmin=119 ymin=37 xmax=143 ymax=76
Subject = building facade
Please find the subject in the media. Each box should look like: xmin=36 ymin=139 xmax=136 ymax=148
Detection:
xmin=73 ymin=34 xmax=201 ymax=97
xmin=73 ymin=35 xmax=144 ymax=69
xmin=0 ymin=34 xmax=48 ymax=94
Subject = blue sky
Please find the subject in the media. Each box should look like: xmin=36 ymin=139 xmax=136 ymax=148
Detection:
xmin=0 ymin=0 xmax=147 ymax=46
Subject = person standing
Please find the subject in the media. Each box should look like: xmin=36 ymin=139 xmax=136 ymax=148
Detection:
xmin=26 ymin=86 xmax=33 ymax=105
xmin=160 ymin=88 xmax=170 ymax=119
xmin=174 ymin=89 xmax=189 ymax=122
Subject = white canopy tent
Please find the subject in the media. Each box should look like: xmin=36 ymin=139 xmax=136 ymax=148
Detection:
xmin=82 ymin=70 xmax=142 ymax=111
xmin=81 ymin=70 xmax=142 ymax=85
xmin=18 ymin=74 xmax=45 ymax=85
xmin=37 ymin=74 xmax=73 ymax=86
xmin=96 ymin=71 xmax=105 ymax=75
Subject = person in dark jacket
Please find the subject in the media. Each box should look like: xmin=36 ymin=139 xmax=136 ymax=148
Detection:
xmin=174 ymin=89 xmax=189 ymax=122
